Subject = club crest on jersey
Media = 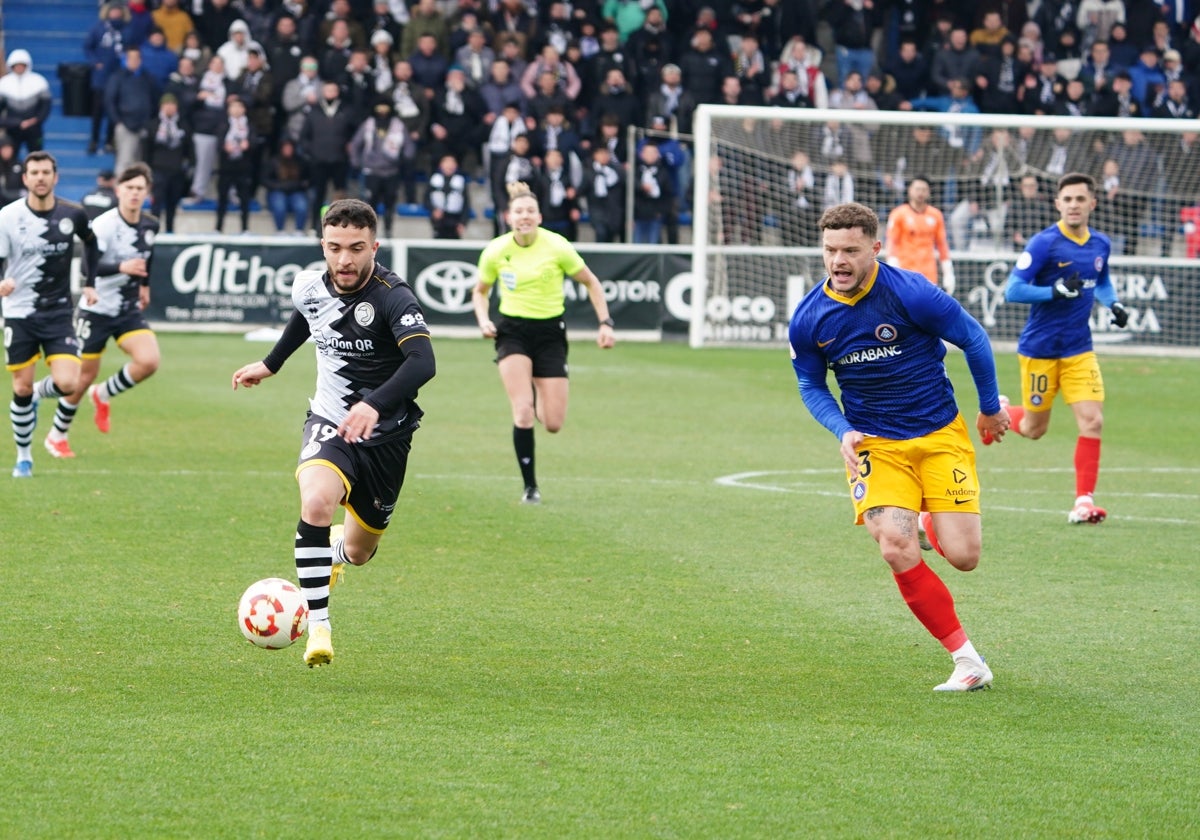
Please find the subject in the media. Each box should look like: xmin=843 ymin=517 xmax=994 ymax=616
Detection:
xmin=852 ymin=481 xmax=867 ymax=501
xmin=144 ymin=230 xmax=156 ymax=247
xmin=355 ymin=302 xmax=375 ymax=326
xmin=875 ymin=324 xmax=898 ymax=342
xmin=1094 ymin=256 xmax=1103 ymax=272
xmin=301 ymin=440 xmax=321 ymax=459
xmin=59 ymin=218 xmax=75 ymax=235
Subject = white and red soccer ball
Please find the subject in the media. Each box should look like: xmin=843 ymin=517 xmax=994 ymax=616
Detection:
xmin=238 ymin=578 xmax=309 ymax=649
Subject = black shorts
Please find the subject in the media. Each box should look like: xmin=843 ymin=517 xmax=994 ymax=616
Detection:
xmin=76 ymin=309 xmax=153 ymax=356
xmin=494 ymin=315 xmax=569 ymax=378
xmin=3 ymin=309 xmax=80 ymax=370
xmin=296 ymin=412 xmax=418 ymax=534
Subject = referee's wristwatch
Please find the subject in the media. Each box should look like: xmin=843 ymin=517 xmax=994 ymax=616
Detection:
xmin=599 ymin=317 xmax=615 ymax=328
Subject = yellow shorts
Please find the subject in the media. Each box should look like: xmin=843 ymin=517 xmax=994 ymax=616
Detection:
xmin=1018 ymin=351 xmax=1104 ymax=411
xmin=845 ymin=414 xmax=980 ymax=524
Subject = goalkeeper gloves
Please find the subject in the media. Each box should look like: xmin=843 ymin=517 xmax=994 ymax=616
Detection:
xmin=1052 ymin=272 xmax=1083 ymax=299
xmin=1110 ymin=301 xmax=1129 ymax=328
xmin=940 ymin=260 xmax=956 ymax=295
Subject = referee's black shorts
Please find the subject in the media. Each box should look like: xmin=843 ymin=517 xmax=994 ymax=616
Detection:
xmin=494 ymin=314 xmax=569 ymax=378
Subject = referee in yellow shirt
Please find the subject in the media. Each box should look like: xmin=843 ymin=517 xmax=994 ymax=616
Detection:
xmin=472 ymin=181 xmax=616 ymax=504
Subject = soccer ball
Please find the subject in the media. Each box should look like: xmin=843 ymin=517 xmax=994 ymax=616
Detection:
xmin=238 ymin=578 xmax=309 ymax=649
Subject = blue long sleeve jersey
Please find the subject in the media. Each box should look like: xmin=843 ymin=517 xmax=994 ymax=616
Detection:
xmin=1004 ymin=220 xmax=1117 ymax=359
xmin=788 ymin=261 xmax=1001 ymax=441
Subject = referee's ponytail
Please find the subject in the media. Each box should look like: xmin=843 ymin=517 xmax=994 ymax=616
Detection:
xmin=507 ymin=181 xmax=537 ymax=203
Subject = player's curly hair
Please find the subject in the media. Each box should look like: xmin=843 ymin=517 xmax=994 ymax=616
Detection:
xmin=506 ymin=181 xmax=537 ymax=202
xmin=818 ymin=202 xmax=879 ymax=240
xmin=322 ymin=198 xmax=378 ymax=235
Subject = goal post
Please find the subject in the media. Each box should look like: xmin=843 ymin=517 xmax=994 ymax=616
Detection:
xmin=688 ymin=104 xmax=1200 ymax=353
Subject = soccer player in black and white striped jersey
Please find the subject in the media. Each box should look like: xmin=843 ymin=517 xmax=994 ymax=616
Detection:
xmin=44 ymin=163 xmax=161 ymax=458
xmin=0 ymin=151 xmax=98 ymax=478
xmin=232 ymin=199 xmax=436 ymax=667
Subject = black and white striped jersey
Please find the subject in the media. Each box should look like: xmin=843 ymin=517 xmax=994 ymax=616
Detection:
xmin=0 ymin=197 xmax=96 ymax=319
xmin=291 ymin=263 xmax=431 ymax=427
xmin=83 ymin=208 xmax=159 ymax=318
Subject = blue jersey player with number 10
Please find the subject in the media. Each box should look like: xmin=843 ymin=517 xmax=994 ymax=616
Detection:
xmin=984 ymin=172 xmax=1128 ymax=526
xmin=788 ymin=202 xmax=1010 ymax=692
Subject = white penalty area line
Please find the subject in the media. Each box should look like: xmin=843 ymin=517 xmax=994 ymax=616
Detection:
xmin=715 ymin=470 xmax=1200 ymax=526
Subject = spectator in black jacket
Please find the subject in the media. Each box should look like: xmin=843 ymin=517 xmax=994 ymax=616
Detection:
xmin=584 ymin=25 xmax=641 ymax=111
xmin=215 ymin=96 xmax=257 ymax=233
xmin=581 ymin=144 xmax=625 ymax=243
xmin=427 ymin=66 xmax=487 ymax=168
xmin=535 ymin=148 xmax=581 ymax=240
xmin=644 ymin=63 xmax=696 ymax=134
xmin=589 ymin=68 xmax=642 ymax=135
xmin=974 ymin=36 xmax=1028 ymax=114
xmin=234 ymin=43 xmax=274 ymax=188
xmin=300 ymin=81 xmax=357 ymax=232
xmin=626 ymin=6 xmax=675 ymax=80
xmin=632 ymin=141 xmax=673 ymax=244
xmin=527 ymin=105 xmax=584 ymax=166
xmin=145 ymin=94 xmax=192 ymax=233
xmin=198 ymin=0 xmax=245 ymax=53
xmin=677 ymin=28 xmax=731 ymax=105
xmin=1091 ymin=69 xmax=1144 ymax=117
xmin=268 ymin=16 xmax=305 ymax=109
xmin=338 ymin=49 xmax=376 ymax=126
xmin=105 ymin=46 xmax=160 ymax=175
xmin=1003 ymin=173 xmax=1056 ymax=252
xmin=164 ymin=56 xmax=200 ymax=121
xmin=388 ymin=60 xmax=430 ymax=206
xmin=187 ymin=54 xmax=228 ymax=201
xmin=0 ymin=137 xmax=25 ymax=205
xmin=885 ymin=39 xmax=930 ymax=102
xmin=264 ymin=139 xmax=310 ymax=233
xmin=827 ymin=0 xmax=878 ymax=86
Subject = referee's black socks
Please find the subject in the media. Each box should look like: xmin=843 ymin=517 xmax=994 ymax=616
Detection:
xmin=513 ymin=425 xmax=536 ymax=489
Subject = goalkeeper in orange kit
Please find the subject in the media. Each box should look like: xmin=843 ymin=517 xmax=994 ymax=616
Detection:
xmin=885 ymin=176 xmax=956 ymax=293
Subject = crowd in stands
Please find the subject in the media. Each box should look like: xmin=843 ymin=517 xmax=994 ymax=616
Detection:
xmin=1 ymin=1 xmax=1199 ymax=250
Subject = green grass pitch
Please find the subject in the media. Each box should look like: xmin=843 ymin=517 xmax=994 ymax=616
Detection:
xmin=3 ymin=334 xmax=1198 ymax=838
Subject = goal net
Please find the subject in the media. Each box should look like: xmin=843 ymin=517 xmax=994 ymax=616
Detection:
xmin=688 ymin=105 xmax=1200 ymax=353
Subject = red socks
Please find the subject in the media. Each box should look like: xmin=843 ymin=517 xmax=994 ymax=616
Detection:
xmin=1007 ymin=403 xmax=1026 ymax=435
xmin=1075 ymin=435 xmax=1101 ymax=498
xmin=894 ymin=561 xmax=966 ymax=652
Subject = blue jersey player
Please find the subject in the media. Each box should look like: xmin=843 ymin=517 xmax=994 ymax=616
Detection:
xmin=788 ymin=202 xmax=1009 ymax=692
xmin=985 ymin=172 xmax=1128 ymax=525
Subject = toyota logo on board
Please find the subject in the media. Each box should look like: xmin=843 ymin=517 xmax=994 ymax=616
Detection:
xmin=414 ymin=260 xmax=479 ymax=314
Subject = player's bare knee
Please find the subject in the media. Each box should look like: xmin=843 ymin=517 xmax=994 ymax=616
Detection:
xmin=299 ymin=499 xmax=338 ymax=527
xmin=345 ymin=541 xmax=378 ymax=567
xmin=512 ymin=405 xmax=537 ymax=427
xmin=945 ymin=551 xmax=980 ymax=572
xmin=876 ymin=537 xmax=920 ymax=572
xmin=544 ymin=420 xmax=563 ymax=433
xmin=943 ymin=533 xmax=982 ymax=571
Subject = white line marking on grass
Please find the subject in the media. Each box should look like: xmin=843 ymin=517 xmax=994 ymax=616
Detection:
xmin=715 ymin=470 xmax=1200 ymax=525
